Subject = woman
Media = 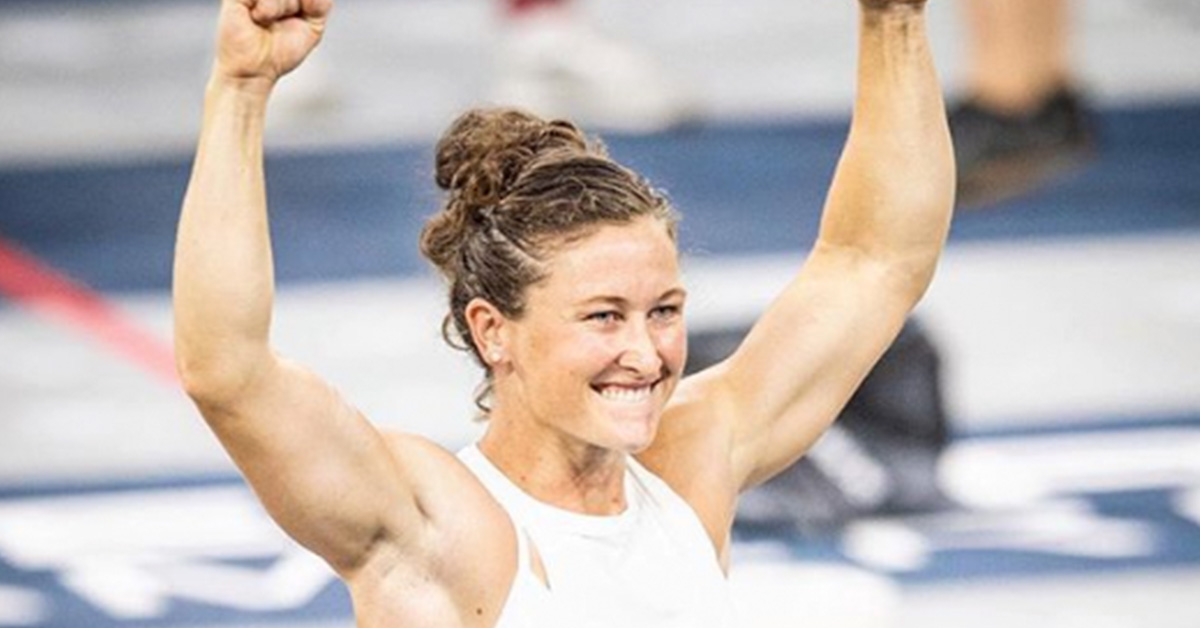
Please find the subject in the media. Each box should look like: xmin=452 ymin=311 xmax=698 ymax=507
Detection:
xmin=173 ymin=0 xmax=953 ymax=626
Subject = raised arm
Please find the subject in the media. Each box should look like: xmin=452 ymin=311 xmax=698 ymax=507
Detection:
xmin=173 ymin=0 xmax=451 ymax=577
xmin=732 ymin=0 xmax=953 ymax=488
xmin=659 ymin=0 xmax=954 ymax=503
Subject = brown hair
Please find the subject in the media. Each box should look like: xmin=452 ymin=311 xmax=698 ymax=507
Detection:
xmin=419 ymin=108 xmax=678 ymax=411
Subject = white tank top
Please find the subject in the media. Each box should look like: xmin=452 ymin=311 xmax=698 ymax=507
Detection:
xmin=458 ymin=445 xmax=734 ymax=628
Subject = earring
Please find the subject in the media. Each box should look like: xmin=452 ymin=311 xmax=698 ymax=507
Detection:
xmin=488 ymin=349 xmax=503 ymax=364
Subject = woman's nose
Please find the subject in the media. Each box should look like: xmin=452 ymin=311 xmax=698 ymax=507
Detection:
xmin=617 ymin=323 xmax=663 ymax=375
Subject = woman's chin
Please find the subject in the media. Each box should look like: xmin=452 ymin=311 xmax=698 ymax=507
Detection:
xmin=584 ymin=383 xmax=671 ymax=453
xmin=605 ymin=409 xmax=662 ymax=454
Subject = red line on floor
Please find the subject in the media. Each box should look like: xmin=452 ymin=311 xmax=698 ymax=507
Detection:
xmin=0 ymin=235 xmax=178 ymax=385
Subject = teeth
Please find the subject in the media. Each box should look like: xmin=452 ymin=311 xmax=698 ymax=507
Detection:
xmin=599 ymin=385 xmax=653 ymax=403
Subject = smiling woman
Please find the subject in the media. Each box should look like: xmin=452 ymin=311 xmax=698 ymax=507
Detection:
xmin=471 ymin=217 xmax=687 ymax=465
xmin=171 ymin=0 xmax=953 ymax=626
xmin=418 ymin=108 xmax=681 ymax=418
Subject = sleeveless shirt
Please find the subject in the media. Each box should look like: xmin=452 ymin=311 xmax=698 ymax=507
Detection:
xmin=458 ymin=445 xmax=734 ymax=628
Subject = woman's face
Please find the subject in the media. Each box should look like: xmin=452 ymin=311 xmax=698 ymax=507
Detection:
xmin=499 ymin=216 xmax=687 ymax=454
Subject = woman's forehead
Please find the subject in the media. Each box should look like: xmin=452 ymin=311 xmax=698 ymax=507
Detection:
xmin=538 ymin=220 xmax=682 ymax=300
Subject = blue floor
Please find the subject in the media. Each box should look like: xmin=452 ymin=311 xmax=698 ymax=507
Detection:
xmin=2 ymin=101 xmax=1198 ymax=294
xmin=3 ymin=411 xmax=1197 ymax=628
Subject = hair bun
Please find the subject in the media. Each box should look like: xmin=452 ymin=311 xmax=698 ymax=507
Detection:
xmin=434 ymin=108 xmax=590 ymax=207
xmin=423 ymin=109 xmax=591 ymax=278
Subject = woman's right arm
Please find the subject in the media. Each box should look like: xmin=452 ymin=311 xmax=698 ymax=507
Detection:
xmin=173 ymin=1 xmax=503 ymax=583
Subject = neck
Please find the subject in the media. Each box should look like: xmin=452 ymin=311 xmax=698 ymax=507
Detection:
xmin=479 ymin=411 xmax=628 ymax=516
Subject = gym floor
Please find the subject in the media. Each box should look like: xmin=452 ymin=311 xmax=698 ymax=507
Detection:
xmin=1 ymin=1 xmax=1198 ymax=626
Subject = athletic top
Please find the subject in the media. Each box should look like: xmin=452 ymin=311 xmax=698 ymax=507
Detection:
xmin=458 ymin=445 xmax=734 ymax=628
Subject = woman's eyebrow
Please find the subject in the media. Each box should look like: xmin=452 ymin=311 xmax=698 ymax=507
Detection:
xmin=574 ymin=287 xmax=687 ymax=308
xmin=659 ymin=287 xmax=688 ymax=301
xmin=575 ymin=295 xmax=629 ymax=308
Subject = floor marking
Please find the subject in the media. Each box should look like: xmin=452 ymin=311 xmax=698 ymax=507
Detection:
xmin=0 ymin=235 xmax=176 ymax=385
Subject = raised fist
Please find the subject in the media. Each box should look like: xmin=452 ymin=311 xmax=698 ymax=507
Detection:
xmin=213 ymin=0 xmax=333 ymax=87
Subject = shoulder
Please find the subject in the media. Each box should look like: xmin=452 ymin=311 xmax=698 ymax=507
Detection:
xmin=638 ymin=369 xmax=739 ymax=554
xmin=352 ymin=432 xmax=519 ymax=624
xmin=377 ymin=431 xmax=513 ymax=542
xmin=644 ymin=366 xmax=737 ymax=475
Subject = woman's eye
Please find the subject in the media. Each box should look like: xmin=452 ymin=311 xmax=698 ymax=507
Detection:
xmin=587 ymin=311 xmax=620 ymax=324
xmin=651 ymin=305 xmax=681 ymax=321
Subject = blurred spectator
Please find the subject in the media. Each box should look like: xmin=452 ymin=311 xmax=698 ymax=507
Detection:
xmin=271 ymin=0 xmax=696 ymax=133
xmin=950 ymin=0 xmax=1098 ymax=208
xmin=489 ymin=0 xmax=697 ymax=133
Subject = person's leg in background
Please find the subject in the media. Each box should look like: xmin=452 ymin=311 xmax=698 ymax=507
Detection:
xmin=951 ymin=0 xmax=1097 ymax=208
xmin=490 ymin=0 xmax=696 ymax=133
xmin=966 ymin=0 xmax=1071 ymax=113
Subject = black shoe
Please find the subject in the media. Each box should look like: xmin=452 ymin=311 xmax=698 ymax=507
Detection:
xmin=950 ymin=87 xmax=1098 ymax=208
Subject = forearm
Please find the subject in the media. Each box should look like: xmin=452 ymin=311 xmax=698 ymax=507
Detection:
xmin=173 ymin=77 xmax=277 ymax=401
xmin=818 ymin=1 xmax=954 ymax=297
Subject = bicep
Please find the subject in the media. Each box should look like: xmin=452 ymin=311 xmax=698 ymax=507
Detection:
xmin=194 ymin=355 xmax=424 ymax=573
xmin=719 ymin=245 xmax=917 ymax=490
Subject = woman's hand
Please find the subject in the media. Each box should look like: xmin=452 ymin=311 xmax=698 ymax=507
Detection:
xmin=213 ymin=0 xmax=333 ymax=91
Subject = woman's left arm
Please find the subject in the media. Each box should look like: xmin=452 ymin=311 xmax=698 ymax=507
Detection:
xmin=698 ymin=0 xmax=955 ymax=492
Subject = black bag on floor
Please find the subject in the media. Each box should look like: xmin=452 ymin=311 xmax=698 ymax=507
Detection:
xmin=684 ymin=318 xmax=952 ymax=537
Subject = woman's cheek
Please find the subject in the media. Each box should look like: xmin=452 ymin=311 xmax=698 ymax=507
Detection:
xmin=661 ymin=325 xmax=688 ymax=371
xmin=572 ymin=332 xmax=624 ymax=368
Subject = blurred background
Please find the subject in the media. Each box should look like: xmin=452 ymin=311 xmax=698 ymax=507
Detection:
xmin=1 ymin=0 xmax=1199 ymax=626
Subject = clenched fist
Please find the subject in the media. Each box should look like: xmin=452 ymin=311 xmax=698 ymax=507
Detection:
xmin=214 ymin=0 xmax=333 ymax=89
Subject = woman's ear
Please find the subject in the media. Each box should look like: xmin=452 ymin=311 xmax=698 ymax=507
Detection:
xmin=465 ymin=297 xmax=507 ymax=366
